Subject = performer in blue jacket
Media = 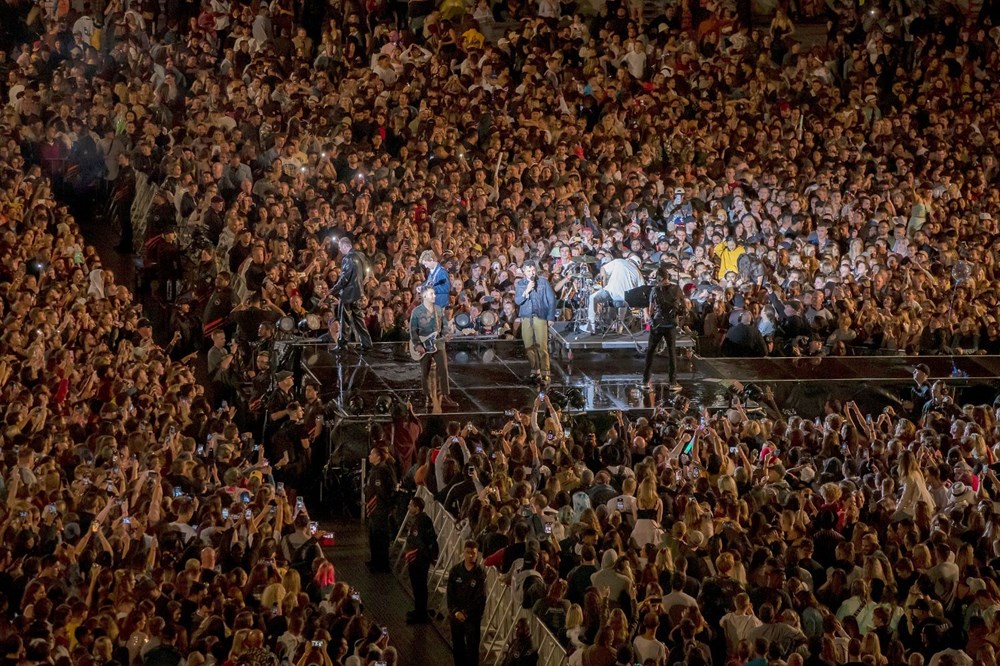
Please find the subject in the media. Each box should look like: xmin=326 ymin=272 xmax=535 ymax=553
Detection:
xmin=514 ymin=259 xmax=557 ymax=385
xmin=419 ymin=250 xmax=451 ymax=307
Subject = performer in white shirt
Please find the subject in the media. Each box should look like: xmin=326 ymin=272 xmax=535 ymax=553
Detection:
xmin=585 ymin=255 xmax=644 ymax=333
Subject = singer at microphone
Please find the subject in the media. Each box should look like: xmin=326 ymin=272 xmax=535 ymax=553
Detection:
xmin=514 ymin=259 xmax=556 ymax=385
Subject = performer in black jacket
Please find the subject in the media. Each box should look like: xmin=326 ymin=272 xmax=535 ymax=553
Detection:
xmin=643 ymin=263 xmax=688 ymax=389
xmin=404 ymin=496 xmax=439 ymax=624
xmin=330 ymin=236 xmax=373 ymax=350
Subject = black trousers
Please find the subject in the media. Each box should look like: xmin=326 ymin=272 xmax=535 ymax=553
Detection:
xmin=408 ymin=557 xmax=430 ymax=617
xmin=420 ymin=346 xmax=450 ymax=400
xmin=450 ymin=616 xmax=481 ymax=666
xmin=117 ymin=200 xmax=134 ymax=248
xmin=643 ymin=325 xmax=677 ymax=383
xmin=339 ymin=300 xmax=373 ymax=348
xmin=368 ymin=520 xmax=391 ymax=569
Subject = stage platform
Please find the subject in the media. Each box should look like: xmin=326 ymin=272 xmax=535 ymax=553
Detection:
xmin=293 ymin=338 xmax=1000 ymax=422
xmin=549 ymin=321 xmax=696 ymax=359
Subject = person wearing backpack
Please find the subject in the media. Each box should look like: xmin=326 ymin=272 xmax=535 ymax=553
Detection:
xmin=281 ymin=514 xmax=322 ymax=580
xmin=566 ymin=545 xmax=599 ymax=606
xmin=512 ymin=550 xmax=545 ymax=611
xmin=404 ymin=496 xmax=438 ymax=625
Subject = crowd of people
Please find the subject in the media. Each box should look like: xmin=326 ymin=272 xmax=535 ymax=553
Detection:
xmin=1 ymin=0 xmax=1000 ymax=663
xmin=0 ymin=0 xmax=996 ymax=367
xmin=0 ymin=179 xmax=397 ymax=665
xmin=419 ymin=382 xmax=1000 ymax=666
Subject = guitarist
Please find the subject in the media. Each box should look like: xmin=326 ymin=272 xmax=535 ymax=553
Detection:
xmin=410 ymin=287 xmax=459 ymax=410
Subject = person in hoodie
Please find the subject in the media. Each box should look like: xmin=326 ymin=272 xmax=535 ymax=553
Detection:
xmin=590 ymin=549 xmax=632 ymax=610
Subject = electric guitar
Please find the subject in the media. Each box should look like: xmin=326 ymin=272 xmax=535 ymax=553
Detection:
xmin=409 ymin=332 xmax=438 ymax=361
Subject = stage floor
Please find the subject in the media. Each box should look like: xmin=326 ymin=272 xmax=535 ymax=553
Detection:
xmin=299 ymin=340 xmax=1000 ymax=419
xmin=549 ymin=321 xmax=696 ymax=357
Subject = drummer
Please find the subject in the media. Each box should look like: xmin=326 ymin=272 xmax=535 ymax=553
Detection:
xmin=584 ymin=254 xmax=646 ymax=334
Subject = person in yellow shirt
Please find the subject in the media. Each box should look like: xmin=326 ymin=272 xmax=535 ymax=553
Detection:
xmin=713 ymin=237 xmax=745 ymax=280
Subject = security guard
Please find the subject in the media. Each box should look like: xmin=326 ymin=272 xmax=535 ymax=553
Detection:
xmin=447 ymin=541 xmax=487 ymax=666
xmin=404 ymin=496 xmax=439 ymax=625
xmin=365 ymin=446 xmax=397 ymax=572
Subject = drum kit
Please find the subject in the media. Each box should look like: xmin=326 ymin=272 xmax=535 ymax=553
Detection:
xmin=563 ymin=256 xmax=598 ymax=332
xmin=563 ymin=255 xmax=659 ymax=336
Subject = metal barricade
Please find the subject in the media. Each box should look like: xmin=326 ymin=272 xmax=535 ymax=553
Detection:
xmin=533 ymin=619 xmax=567 ymax=666
xmin=481 ymin=567 xmax=519 ymax=665
xmin=390 ymin=487 xmax=567 ymax=666
xmin=130 ymin=171 xmax=157 ymax=251
xmin=480 ymin=567 xmax=568 ymax=666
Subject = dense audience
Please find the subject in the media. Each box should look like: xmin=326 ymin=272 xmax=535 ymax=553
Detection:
xmin=0 ymin=180 xmax=395 ymax=665
xmin=1 ymin=0 xmax=1000 ymax=664
xmin=1 ymin=0 xmax=997 ymax=363
xmin=436 ymin=385 xmax=1000 ymax=666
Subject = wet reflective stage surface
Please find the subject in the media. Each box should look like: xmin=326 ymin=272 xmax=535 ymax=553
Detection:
xmin=293 ymin=339 xmax=1000 ymax=419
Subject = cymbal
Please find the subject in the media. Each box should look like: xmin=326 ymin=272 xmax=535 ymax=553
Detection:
xmin=571 ymin=255 xmax=599 ymax=264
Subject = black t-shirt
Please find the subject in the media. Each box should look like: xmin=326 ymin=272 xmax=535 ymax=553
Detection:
xmin=203 ymin=287 xmax=234 ymax=328
xmin=271 ymin=420 xmax=309 ymax=463
xmin=229 ymin=242 xmax=252 ymax=274
xmin=232 ymin=307 xmax=273 ymax=342
xmin=244 ymin=260 xmax=267 ymax=294
xmin=650 ymin=283 xmax=684 ymax=328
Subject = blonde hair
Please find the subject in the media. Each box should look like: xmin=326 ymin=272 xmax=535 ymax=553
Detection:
xmin=260 ymin=582 xmax=287 ymax=609
xmin=718 ymin=475 xmax=737 ymax=496
xmin=655 ymin=547 xmax=674 ymax=572
xmin=607 ymin=608 xmax=629 ymax=644
xmin=716 ymin=552 xmax=735 ymax=575
xmin=637 ymin=477 xmax=658 ymax=508
xmin=566 ymin=604 xmax=583 ymax=630
xmin=820 ymin=482 xmax=842 ymax=503
xmin=281 ymin=569 xmax=301 ymax=597
xmin=861 ymin=632 xmax=887 ymax=665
